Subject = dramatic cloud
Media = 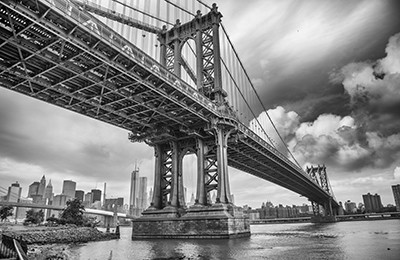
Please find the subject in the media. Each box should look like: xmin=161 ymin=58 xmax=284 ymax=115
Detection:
xmin=0 ymin=88 xmax=153 ymax=199
xmin=219 ymin=0 xmax=400 ymax=122
xmin=254 ymin=106 xmax=400 ymax=173
xmin=331 ymin=32 xmax=400 ymax=135
xmin=393 ymin=167 xmax=400 ymax=181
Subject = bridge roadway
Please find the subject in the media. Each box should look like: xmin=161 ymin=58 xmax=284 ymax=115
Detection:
xmin=0 ymin=0 xmax=338 ymax=208
xmin=0 ymin=201 xmax=135 ymax=219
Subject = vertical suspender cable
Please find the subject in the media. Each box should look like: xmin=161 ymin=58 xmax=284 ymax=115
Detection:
xmin=220 ymin=24 xmax=301 ymax=168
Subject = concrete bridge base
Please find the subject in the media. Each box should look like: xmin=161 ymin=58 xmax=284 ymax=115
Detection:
xmin=131 ymin=204 xmax=250 ymax=239
xmin=310 ymin=215 xmax=337 ymax=223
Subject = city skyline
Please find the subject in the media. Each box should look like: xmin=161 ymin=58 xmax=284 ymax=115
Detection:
xmin=1 ymin=175 xmax=398 ymax=210
xmin=1 ymin=0 xmax=400 ymax=208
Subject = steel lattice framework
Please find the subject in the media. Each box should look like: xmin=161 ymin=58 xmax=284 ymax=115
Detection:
xmin=0 ymin=0 xmax=339 ymax=209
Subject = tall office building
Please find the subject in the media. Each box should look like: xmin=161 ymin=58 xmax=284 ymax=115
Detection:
xmin=84 ymin=192 xmax=92 ymax=206
xmin=53 ymin=194 xmax=68 ymax=207
xmin=362 ymin=193 xmax=383 ymax=213
xmin=75 ymin=190 xmax=85 ymax=201
xmin=138 ymin=177 xmax=148 ymax=210
xmin=62 ymin=180 xmax=76 ymax=198
xmin=91 ymin=189 xmax=102 ymax=203
xmin=7 ymin=182 xmax=22 ymax=202
xmin=392 ymin=184 xmax=400 ymax=212
xmin=129 ymin=168 xmax=139 ymax=209
xmin=37 ymin=175 xmax=46 ymax=197
xmin=44 ymin=179 xmax=53 ymax=202
xmin=28 ymin=182 xmax=40 ymax=198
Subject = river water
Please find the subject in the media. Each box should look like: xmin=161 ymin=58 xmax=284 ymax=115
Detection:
xmin=68 ymin=219 xmax=400 ymax=259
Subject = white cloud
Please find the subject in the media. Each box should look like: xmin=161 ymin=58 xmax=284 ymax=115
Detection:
xmin=394 ymin=167 xmax=400 ymax=181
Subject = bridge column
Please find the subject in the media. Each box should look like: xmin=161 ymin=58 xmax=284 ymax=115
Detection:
xmin=210 ymin=4 xmax=224 ymax=105
xmin=169 ymin=141 xmax=185 ymax=208
xmin=159 ymin=26 xmax=167 ymax=66
xmin=216 ymin=127 xmax=232 ymax=204
xmin=173 ymin=20 xmax=182 ymax=77
xmin=195 ymin=11 xmax=204 ymax=92
xmin=150 ymin=144 xmax=163 ymax=209
xmin=195 ymin=139 xmax=207 ymax=205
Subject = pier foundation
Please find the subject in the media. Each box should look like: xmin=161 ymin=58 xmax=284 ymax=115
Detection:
xmin=131 ymin=204 xmax=250 ymax=239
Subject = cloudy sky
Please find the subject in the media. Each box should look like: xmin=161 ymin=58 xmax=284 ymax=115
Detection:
xmin=1 ymin=0 xmax=400 ymax=209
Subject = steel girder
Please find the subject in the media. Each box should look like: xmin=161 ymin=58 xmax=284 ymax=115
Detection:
xmin=0 ymin=0 xmax=340 ymax=209
xmin=0 ymin=0 xmax=220 ymax=141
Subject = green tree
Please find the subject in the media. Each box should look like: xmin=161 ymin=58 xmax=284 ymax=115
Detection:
xmin=0 ymin=206 xmax=13 ymax=221
xmin=24 ymin=209 xmax=44 ymax=225
xmin=60 ymin=198 xmax=85 ymax=225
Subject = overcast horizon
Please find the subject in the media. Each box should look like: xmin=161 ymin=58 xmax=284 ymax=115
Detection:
xmin=1 ymin=0 xmax=400 ymax=209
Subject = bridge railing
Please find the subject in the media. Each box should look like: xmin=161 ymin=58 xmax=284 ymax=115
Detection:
xmin=236 ymin=122 xmax=333 ymax=195
xmin=0 ymin=234 xmax=28 ymax=260
xmin=45 ymin=0 xmax=220 ymax=116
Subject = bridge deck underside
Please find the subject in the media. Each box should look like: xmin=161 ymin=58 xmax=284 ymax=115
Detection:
xmin=229 ymin=138 xmax=337 ymax=207
xmin=0 ymin=0 xmax=338 ymax=208
xmin=0 ymin=0 xmax=218 ymax=141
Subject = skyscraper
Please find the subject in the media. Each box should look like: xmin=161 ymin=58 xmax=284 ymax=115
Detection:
xmin=37 ymin=175 xmax=46 ymax=197
xmin=392 ymin=184 xmax=400 ymax=212
xmin=84 ymin=192 xmax=92 ymax=206
xmin=44 ymin=179 xmax=53 ymax=202
xmin=91 ymin=189 xmax=102 ymax=203
xmin=130 ymin=168 xmax=139 ymax=209
xmin=7 ymin=182 xmax=22 ymax=202
xmin=62 ymin=180 xmax=76 ymax=198
xmin=75 ymin=190 xmax=85 ymax=201
xmin=138 ymin=177 xmax=148 ymax=210
xmin=362 ymin=193 xmax=383 ymax=213
xmin=28 ymin=182 xmax=40 ymax=198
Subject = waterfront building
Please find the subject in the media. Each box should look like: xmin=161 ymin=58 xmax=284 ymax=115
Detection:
xmin=28 ymin=181 xmax=40 ymax=198
xmin=392 ymin=184 xmax=400 ymax=212
xmin=247 ymin=209 xmax=260 ymax=220
xmin=75 ymin=190 xmax=84 ymax=201
xmin=44 ymin=179 xmax=54 ymax=202
xmin=84 ymin=192 xmax=92 ymax=206
xmin=37 ymin=175 xmax=46 ymax=197
xmin=104 ymin=197 xmax=124 ymax=212
xmin=7 ymin=181 xmax=22 ymax=202
xmin=344 ymin=200 xmax=357 ymax=213
xmin=53 ymin=194 xmax=68 ymax=207
xmin=62 ymin=180 xmax=76 ymax=198
xmin=362 ymin=193 xmax=383 ymax=213
xmin=129 ymin=167 xmax=140 ymax=213
xmin=91 ymin=189 xmax=102 ymax=203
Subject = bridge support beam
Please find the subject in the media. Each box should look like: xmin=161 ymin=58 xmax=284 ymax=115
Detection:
xmin=132 ymin=124 xmax=250 ymax=238
xmin=310 ymin=201 xmax=337 ymax=223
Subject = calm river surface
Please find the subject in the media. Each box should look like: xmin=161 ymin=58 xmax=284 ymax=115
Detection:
xmin=68 ymin=219 xmax=400 ymax=259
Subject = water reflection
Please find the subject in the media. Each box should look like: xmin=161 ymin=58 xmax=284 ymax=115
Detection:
xmin=70 ymin=220 xmax=400 ymax=260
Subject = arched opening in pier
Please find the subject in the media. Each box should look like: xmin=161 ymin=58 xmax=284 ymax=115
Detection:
xmin=182 ymin=152 xmax=197 ymax=206
xmin=180 ymin=38 xmax=197 ymax=89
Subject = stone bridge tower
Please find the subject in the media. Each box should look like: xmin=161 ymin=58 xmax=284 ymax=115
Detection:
xmin=130 ymin=4 xmax=250 ymax=239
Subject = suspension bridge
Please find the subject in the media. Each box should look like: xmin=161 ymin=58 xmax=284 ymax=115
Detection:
xmin=0 ymin=0 xmax=340 ymax=238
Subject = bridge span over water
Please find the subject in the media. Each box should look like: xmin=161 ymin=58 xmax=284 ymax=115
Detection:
xmin=0 ymin=0 xmax=339 ymax=238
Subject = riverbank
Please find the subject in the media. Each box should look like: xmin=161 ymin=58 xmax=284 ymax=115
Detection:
xmin=1 ymin=225 xmax=119 ymax=259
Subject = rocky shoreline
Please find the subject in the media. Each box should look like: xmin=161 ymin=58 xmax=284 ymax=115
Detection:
xmin=3 ymin=226 xmax=119 ymax=259
xmin=4 ymin=226 xmax=119 ymax=244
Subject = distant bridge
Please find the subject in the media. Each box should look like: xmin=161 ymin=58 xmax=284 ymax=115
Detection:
xmin=0 ymin=201 xmax=135 ymax=219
